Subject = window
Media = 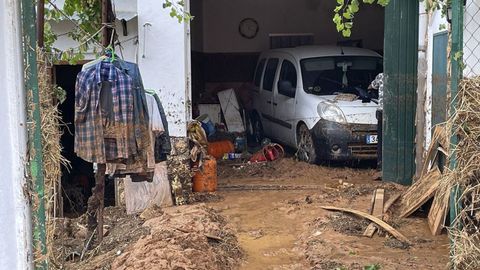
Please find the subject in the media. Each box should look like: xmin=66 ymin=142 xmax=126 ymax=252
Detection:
xmin=300 ymin=56 xmax=382 ymax=96
xmin=254 ymin=59 xmax=266 ymax=87
xmin=262 ymin=58 xmax=279 ymax=91
xmin=278 ymin=60 xmax=297 ymax=98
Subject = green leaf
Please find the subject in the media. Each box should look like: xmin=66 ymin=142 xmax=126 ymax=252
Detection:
xmin=342 ymin=28 xmax=352 ymax=37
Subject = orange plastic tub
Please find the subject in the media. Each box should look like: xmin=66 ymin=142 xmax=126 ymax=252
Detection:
xmin=192 ymin=157 xmax=218 ymax=192
xmin=207 ymin=140 xmax=235 ymax=159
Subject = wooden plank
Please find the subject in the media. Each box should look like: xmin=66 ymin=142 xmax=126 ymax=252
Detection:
xmin=384 ymin=193 xmax=401 ymax=214
xmin=419 ymin=125 xmax=448 ymax=178
xmin=372 ymin=189 xmax=385 ymax=218
xmin=399 ymin=168 xmax=441 ymax=218
xmin=428 ymin=184 xmax=452 ymax=235
xmin=368 ymin=189 xmax=377 ymax=215
xmin=363 ymin=224 xmax=377 ymax=237
xmin=217 ymin=89 xmax=245 ymax=132
xmin=321 ymin=206 xmax=411 ymax=244
xmin=363 ymin=189 xmax=386 ymax=237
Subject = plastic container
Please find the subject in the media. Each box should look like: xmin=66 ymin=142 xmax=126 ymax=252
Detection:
xmin=192 ymin=157 xmax=218 ymax=192
xmin=207 ymin=140 xmax=235 ymax=159
xmin=196 ymin=114 xmax=215 ymax=137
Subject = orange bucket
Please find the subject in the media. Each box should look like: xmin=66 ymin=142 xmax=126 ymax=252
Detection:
xmin=192 ymin=157 xmax=218 ymax=192
xmin=207 ymin=140 xmax=235 ymax=159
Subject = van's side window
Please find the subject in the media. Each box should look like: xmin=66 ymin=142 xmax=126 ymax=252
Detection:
xmin=254 ymin=59 xmax=266 ymax=87
xmin=278 ymin=60 xmax=297 ymax=98
xmin=263 ymin=58 xmax=279 ymax=91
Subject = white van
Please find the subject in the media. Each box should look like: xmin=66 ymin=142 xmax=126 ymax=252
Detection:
xmin=249 ymin=46 xmax=382 ymax=163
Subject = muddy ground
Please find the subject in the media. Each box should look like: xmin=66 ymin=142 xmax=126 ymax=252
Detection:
xmin=55 ymin=158 xmax=449 ymax=269
xmin=212 ymin=158 xmax=449 ymax=270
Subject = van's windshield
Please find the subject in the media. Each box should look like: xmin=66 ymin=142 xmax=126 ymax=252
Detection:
xmin=300 ymin=56 xmax=382 ymax=96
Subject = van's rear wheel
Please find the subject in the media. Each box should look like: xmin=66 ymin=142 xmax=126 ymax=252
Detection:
xmin=297 ymin=124 xmax=318 ymax=164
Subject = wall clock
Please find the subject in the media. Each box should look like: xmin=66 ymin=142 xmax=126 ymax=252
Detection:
xmin=239 ymin=18 xmax=259 ymax=39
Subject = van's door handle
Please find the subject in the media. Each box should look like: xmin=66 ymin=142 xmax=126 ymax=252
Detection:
xmin=267 ymin=101 xmax=272 ymax=104
xmin=273 ymin=102 xmax=278 ymax=106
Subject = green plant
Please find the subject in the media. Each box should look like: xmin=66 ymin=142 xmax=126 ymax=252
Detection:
xmin=364 ymin=263 xmax=381 ymax=270
xmin=333 ymin=0 xmax=450 ymax=37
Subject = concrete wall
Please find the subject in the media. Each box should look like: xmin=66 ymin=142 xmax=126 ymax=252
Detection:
xmin=194 ymin=0 xmax=384 ymax=53
xmin=137 ymin=0 xmax=190 ymax=136
xmin=0 ymin=0 xmax=33 ymax=269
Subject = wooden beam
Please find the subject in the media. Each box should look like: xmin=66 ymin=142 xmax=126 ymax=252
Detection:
xmin=321 ymin=206 xmax=411 ymax=244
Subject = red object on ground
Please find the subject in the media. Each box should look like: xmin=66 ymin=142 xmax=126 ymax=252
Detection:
xmin=249 ymin=143 xmax=285 ymax=163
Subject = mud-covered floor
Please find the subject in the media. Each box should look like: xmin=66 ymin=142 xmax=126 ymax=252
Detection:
xmin=209 ymin=158 xmax=450 ymax=270
xmin=55 ymin=158 xmax=449 ymax=270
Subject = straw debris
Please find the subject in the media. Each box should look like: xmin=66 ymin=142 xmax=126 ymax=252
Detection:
xmin=37 ymin=49 xmax=70 ymax=267
xmin=443 ymin=76 xmax=480 ymax=270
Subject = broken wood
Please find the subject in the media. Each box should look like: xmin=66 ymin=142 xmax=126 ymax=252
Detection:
xmin=363 ymin=189 xmax=385 ymax=237
xmin=383 ymin=193 xmax=401 ymax=213
xmin=372 ymin=189 xmax=385 ymax=218
xmin=368 ymin=189 xmax=377 ymax=215
xmin=428 ymin=184 xmax=452 ymax=235
xmin=321 ymin=206 xmax=411 ymax=244
xmin=419 ymin=125 xmax=448 ymax=178
xmin=363 ymin=224 xmax=377 ymax=237
xmin=399 ymin=168 xmax=441 ymax=218
xmin=86 ymin=164 xmax=106 ymax=244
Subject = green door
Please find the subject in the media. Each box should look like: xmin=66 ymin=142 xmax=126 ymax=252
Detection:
xmin=432 ymin=32 xmax=449 ymax=128
xmin=383 ymin=0 xmax=419 ymax=185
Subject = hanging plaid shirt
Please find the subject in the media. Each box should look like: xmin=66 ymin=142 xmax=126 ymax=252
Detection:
xmin=74 ymin=61 xmax=136 ymax=163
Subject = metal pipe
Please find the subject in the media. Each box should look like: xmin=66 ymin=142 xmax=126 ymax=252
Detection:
xmin=20 ymin=0 xmax=47 ymax=268
xmin=102 ymin=0 xmax=109 ymax=47
xmin=36 ymin=0 xmax=44 ymax=48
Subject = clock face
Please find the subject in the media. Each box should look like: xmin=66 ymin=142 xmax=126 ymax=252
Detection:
xmin=239 ymin=18 xmax=259 ymax=39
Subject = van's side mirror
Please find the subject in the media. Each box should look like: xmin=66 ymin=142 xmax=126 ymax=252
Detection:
xmin=278 ymin=80 xmax=295 ymax=98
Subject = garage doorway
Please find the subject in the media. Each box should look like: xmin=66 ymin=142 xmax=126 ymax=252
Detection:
xmin=55 ymin=64 xmax=116 ymax=216
xmin=188 ymin=0 xmax=385 ymax=158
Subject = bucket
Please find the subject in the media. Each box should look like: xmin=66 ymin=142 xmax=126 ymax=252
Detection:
xmin=208 ymin=140 xmax=235 ymax=159
xmin=192 ymin=157 xmax=218 ymax=192
xmin=196 ymin=114 xmax=215 ymax=136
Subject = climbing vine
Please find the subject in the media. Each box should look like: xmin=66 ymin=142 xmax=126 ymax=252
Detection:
xmin=333 ymin=0 xmax=451 ymax=37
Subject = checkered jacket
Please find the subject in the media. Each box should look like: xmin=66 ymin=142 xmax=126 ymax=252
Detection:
xmin=74 ymin=61 xmax=136 ymax=163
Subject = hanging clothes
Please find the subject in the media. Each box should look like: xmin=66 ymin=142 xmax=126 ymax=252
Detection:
xmin=75 ymin=60 xmax=137 ymax=164
xmin=145 ymin=89 xmax=172 ymax=162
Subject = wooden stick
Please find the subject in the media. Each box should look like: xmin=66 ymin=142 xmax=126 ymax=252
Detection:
xmin=86 ymin=164 xmax=106 ymax=244
xmin=321 ymin=206 xmax=411 ymax=244
xmin=96 ymin=164 xmax=106 ymax=243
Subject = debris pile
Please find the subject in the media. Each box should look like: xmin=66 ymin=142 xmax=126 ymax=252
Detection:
xmin=112 ymin=204 xmax=243 ymax=270
xmin=444 ymin=77 xmax=480 ymax=270
xmin=53 ymin=204 xmax=243 ymax=270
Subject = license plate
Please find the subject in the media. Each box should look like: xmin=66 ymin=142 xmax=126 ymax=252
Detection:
xmin=366 ymin=135 xmax=378 ymax=144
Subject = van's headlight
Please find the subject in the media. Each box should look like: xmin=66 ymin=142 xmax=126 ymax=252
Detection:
xmin=317 ymin=102 xmax=347 ymax=124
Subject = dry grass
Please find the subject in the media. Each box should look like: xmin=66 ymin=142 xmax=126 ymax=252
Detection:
xmin=442 ymin=76 xmax=480 ymax=270
xmin=37 ymin=49 xmax=70 ymax=268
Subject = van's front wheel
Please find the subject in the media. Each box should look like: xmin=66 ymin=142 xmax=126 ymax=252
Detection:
xmin=297 ymin=124 xmax=318 ymax=164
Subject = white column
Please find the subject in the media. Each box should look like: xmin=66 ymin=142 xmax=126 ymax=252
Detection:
xmin=0 ymin=1 xmax=33 ymax=269
xmin=137 ymin=0 xmax=191 ymax=137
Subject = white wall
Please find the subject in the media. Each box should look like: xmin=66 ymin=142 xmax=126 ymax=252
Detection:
xmin=50 ymin=17 xmax=139 ymax=63
xmin=0 ymin=0 xmax=33 ymax=269
xmin=196 ymin=0 xmax=384 ymax=53
xmin=137 ymin=0 xmax=190 ymax=137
